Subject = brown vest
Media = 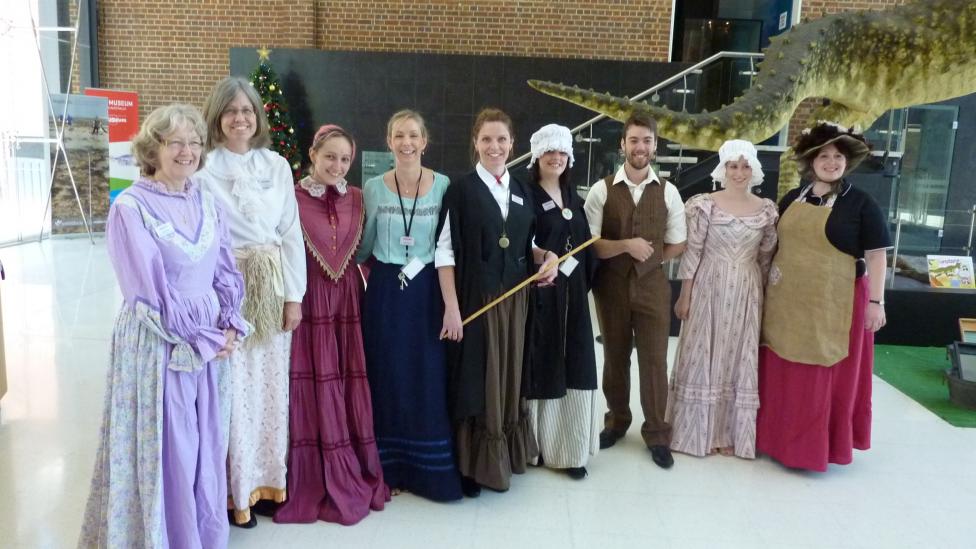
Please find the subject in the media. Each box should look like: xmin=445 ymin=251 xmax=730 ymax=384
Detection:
xmin=599 ymin=174 xmax=667 ymax=279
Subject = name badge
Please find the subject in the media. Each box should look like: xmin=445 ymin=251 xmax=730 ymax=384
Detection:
xmin=542 ymin=200 xmax=556 ymax=211
xmin=512 ymin=194 xmax=524 ymax=206
xmin=559 ymin=256 xmax=579 ymax=277
xmin=154 ymin=222 xmax=176 ymax=239
xmin=400 ymin=235 xmax=416 ymax=247
xmin=401 ymin=257 xmax=425 ymax=280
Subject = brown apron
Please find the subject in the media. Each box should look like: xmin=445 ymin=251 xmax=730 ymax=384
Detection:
xmin=761 ymin=195 xmax=855 ymax=366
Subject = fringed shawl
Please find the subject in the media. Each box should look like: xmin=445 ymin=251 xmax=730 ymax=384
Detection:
xmin=295 ymin=181 xmax=364 ymax=281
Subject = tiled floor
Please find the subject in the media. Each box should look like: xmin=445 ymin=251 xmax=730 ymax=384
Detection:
xmin=1 ymin=239 xmax=974 ymax=549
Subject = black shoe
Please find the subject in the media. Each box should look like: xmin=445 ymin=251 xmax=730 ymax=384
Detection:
xmin=599 ymin=428 xmax=625 ymax=449
xmin=229 ymin=509 xmax=257 ymax=528
xmin=251 ymin=499 xmax=279 ymax=517
xmin=566 ymin=466 xmax=588 ymax=480
xmin=649 ymin=445 xmax=674 ymax=469
xmin=461 ymin=476 xmax=482 ymax=498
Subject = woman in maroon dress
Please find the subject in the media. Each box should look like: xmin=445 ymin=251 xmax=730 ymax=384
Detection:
xmin=274 ymin=124 xmax=389 ymax=525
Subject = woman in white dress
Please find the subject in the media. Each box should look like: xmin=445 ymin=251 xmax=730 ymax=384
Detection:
xmin=198 ymin=76 xmax=307 ymax=528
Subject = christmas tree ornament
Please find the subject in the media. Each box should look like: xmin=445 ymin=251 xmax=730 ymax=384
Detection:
xmin=250 ymin=51 xmax=302 ymax=181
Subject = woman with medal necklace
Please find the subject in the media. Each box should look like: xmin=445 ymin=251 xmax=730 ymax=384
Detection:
xmin=359 ymin=110 xmax=462 ymax=501
xmin=524 ymin=124 xmax=599 ymax=480
xmin=436 ymin=108 xmax=558 ymax=497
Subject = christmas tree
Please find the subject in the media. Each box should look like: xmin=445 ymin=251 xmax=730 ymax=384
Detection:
xmin=250 ymin=47 xmax=302 ymax=181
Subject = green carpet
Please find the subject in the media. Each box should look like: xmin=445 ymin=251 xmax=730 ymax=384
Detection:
xmin=874 ymin=344 xmax=976 ymax=428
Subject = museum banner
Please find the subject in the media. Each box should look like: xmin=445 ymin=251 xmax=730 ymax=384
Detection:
xmin=84 ymin=88 xmax=139 ymax=203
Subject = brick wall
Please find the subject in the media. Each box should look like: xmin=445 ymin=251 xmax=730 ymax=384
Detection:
xmin=89 ymin=0 xmax=910 ymax=124
xmin=95 ymin=0 xmax=315 ymax=118
xmin=92 ymin=0 xmax=672 ymax=118
xmin=315 ymin=1 xmax=673 ymax=60
xmin=800 ymin=0 xmax=906 ymax=18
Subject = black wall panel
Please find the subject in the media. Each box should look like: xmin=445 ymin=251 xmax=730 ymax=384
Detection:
xmin=230 ymin=48 xmax=688 ymax=184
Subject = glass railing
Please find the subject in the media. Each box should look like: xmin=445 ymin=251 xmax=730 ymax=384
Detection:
xmin=1 ymin=134 xmax=52 ymax=246
xmin=889 ymin=206 xmax=976 ymax=289
xmin=862 ymin=103 xmax=968 ymax=287
xmin=864 ymin=109 xmax=908 ymax=157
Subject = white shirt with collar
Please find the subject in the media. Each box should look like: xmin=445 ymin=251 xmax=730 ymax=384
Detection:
xmin=583 ymin=164 xmax=687 ymax=245
xmin=474 ymin=162 xmax=513 ymax=218
xmin=434 ymin=163 xmax=526 ymax=268
xmin=196 ymin=146 xmax=307 ymax=302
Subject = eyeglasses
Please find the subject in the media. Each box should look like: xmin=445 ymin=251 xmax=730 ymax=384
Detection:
xmin=165 ymin=139 xmax=204 ymax=152
xmin=222 ymin=107 xmax=256 ymax=118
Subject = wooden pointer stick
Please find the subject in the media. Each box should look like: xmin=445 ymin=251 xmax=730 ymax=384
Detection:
xmin=462 ymin=235 xmax=599 ymax=326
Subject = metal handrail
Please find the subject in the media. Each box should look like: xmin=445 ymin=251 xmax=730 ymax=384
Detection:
xmin=966 ymin=205 xmax=976 ymax=256
xmin=507 ymin=50 xmax=765 ymax=167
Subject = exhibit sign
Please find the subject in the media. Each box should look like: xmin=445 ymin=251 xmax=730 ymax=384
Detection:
xmin=48 ymin=94 xmax=110 ymax=235
xmin=927 ymin=255 xmax=976 ymax=289
xmin=84 ymin=88 xmax=140 ymax=203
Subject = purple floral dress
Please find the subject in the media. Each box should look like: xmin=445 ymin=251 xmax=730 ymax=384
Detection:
xmin=79 ymin=177 xmax=248 ymax=548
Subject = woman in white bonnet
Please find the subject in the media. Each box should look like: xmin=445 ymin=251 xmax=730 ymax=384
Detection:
xmin=665 ymin=139 xmax=778 ymax=459
xmin=524 ymin=124 xmax=599 ymax=479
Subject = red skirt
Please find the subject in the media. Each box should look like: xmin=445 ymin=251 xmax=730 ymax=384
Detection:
xmin=274 ymin=262 xmax=389 ymax=525
xmin=756 ymin=276 xmax=873 ymax=472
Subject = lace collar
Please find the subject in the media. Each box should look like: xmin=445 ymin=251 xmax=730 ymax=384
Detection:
xmin=205 ymin=147 xmax=279 ymax=221
xmin=300 ymin=176 xmax=347 ymax=198
xmin=136 ymin=176 xmax=196 ymax=196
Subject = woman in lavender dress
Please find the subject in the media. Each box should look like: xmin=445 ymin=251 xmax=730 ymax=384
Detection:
xmin=79 ymin=104 xmax=248 ymax=549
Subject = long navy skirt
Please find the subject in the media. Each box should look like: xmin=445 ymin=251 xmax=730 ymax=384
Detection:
xmin=362 ymin=261 xmax=462 ymax=501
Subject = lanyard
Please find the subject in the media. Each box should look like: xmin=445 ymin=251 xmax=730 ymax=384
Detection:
xmin=394 ymin=170 xmax=421 ymax=258
xmin=499 ymin=184 xmax=512 ymax=249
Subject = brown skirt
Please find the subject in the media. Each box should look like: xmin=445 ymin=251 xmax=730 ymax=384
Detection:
xmin=455 ymin=287 xmax=538 ymax=491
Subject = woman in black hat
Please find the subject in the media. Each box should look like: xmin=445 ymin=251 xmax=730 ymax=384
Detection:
xmin=756 ymin=122 xmax=891 ymax=472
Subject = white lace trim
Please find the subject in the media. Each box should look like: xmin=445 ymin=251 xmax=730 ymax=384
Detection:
xmin=133 ymin=300 xmax=206 ymax=372
xmin=115 ymin=191 xmax=218 ymax=262
xmin=300 ymin=176 xmax=347 ymax=198
xmin=208 ymin=148 xmax=277 ymax=222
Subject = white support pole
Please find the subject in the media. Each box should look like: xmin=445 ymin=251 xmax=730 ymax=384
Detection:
xmin=30 ymin=0 xmax=94 ymax=243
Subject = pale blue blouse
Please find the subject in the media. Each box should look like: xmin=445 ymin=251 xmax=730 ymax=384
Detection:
xmin=357 ymin=171 xmax=450 ymax=265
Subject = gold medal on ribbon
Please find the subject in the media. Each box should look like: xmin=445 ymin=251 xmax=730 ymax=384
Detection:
xmin=498 ymin=235 xmax=510 ymax=249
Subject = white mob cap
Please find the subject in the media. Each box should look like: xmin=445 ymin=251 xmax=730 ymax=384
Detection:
xmin=709 ymin=139 xmax=764 ymax=188
xmin=528 ymin=124 xmax=575 ymax=169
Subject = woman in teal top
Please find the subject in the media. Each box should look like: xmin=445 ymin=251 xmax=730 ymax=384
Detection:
xmin=357 ymin=170 xmax=448 ymax=267
xmin=359 ymin=110 xmax=462 ymax=501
